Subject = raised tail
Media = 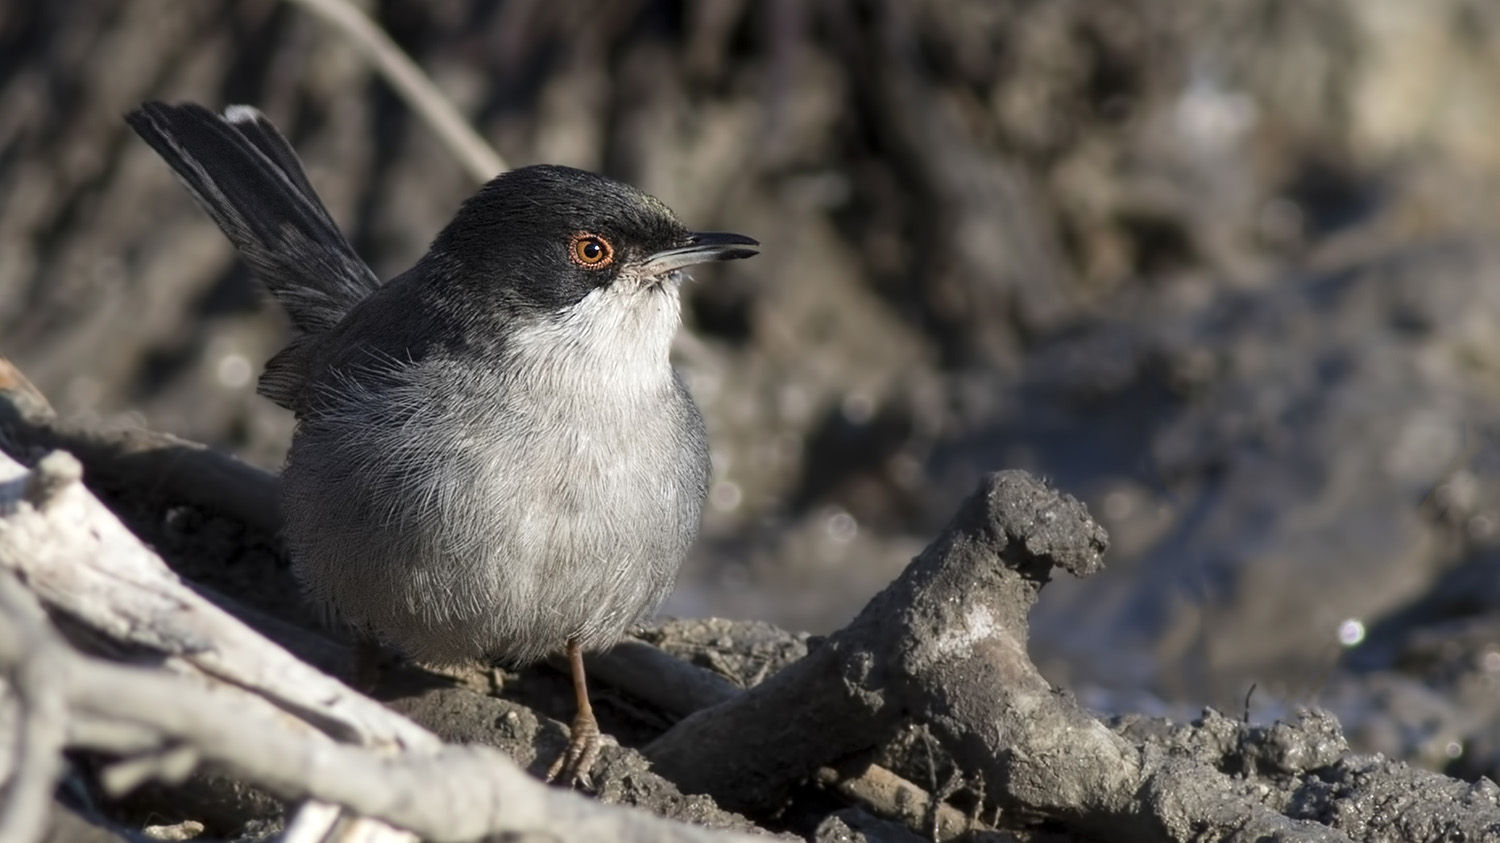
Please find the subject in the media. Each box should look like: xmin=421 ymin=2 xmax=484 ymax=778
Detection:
xmin=127 ymin=101 xmax=380 ymax=332
xmin=127 ymin=101 xmax=382 ymax=408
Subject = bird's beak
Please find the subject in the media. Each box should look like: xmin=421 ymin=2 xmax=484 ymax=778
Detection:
xmin=641 ymin=232 xmax=759 ymax=277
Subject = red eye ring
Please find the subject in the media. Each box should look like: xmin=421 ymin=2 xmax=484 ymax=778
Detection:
xmin=569 ymin=233 xmax=615 ymax=269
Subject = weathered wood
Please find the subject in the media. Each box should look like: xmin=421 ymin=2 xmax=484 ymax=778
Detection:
xmin=643 ymin=472 xmax=1370 ymax=842
xmin=1 ymin=358 xmax=282 ymax=536
xmin=0 ymin=450 xmax=767 ymax=843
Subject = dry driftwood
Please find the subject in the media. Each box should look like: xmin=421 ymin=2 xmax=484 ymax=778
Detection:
xmin=641 ymin=472 xmax=1500 ymax=842
xmin=0 ymin=448 xmax=767 ymax=843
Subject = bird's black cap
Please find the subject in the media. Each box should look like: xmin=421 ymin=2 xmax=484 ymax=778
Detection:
xmin=428 ymin=165 xmax=757 ymax=312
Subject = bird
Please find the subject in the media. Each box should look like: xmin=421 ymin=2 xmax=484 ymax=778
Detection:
xmin=126 ymin=101 xmax=758 ymax=784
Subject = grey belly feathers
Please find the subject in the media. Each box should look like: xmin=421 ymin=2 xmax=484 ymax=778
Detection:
xmin=284 ymin=322 xmax=708 ymax=665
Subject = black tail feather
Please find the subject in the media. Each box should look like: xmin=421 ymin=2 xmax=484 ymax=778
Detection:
xmin=126 ymin=102 xmax=379 ymax=335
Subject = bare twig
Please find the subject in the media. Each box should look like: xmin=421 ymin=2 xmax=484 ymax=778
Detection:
xmin=282 ymin=0 xmax=506 ymax=182
xmin=0 ymin=563 xmax=68 ymax=843
xmin=814 ymin=761 xmax=989 ymax=842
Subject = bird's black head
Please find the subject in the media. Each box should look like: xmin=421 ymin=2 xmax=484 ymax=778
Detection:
xmin=428 ymin=165 xmax=757 ymax=313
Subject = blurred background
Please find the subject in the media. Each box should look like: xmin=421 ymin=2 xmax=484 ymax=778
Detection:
xmin=4 ymin=0 xmax=1500 ymax=779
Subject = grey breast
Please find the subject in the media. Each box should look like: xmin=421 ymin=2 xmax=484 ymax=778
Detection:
xmin=281 ymin=345 xmax=709 ymax=666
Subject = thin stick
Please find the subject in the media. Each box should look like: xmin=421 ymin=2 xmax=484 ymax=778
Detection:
xmin=283 ymin=0 xmax=506 ymax=182
xmin=0 ymin=569 xmax=67 ymax=843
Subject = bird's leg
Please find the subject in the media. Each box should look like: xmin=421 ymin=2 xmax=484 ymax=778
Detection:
xmin=545 ymin=636 xmax=602 ymax=786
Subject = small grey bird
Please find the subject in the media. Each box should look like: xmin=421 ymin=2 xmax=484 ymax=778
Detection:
xmin=127 ymin=101 xmax=757 ymax=783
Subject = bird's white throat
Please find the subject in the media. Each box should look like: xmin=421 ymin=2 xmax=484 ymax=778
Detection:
xmin=508 ymin=280 xmax=682 ymax=400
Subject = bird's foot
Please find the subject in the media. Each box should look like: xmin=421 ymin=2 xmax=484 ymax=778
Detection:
xmin=545 ymin=711 xmax=602 ymax=788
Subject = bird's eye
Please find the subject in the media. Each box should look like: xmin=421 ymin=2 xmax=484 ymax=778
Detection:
xmin=568 ymin=233 xmax=615 ymax=269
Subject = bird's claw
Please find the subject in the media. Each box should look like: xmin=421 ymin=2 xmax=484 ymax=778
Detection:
xmin=545 ymin=714 xmax=601 ymax=788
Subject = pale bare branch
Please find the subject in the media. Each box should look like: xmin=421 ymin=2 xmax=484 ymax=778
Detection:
xmin=283 ymin=0 xmax=506 ymax=182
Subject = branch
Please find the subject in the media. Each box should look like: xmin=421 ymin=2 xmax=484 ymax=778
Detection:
xmin=644 ymin=471 xmax=1364 ymax=842
xmin=581 ymin=640 xmax=741 ymax=719
xmin=586 ymin=639 xmax=995 ymax=838
xmin=283 ymin=0 xmax=506 ymax=182
xmin=0 ymin=574 xmax=763 ymax=842
xmin=0 ymin=449 xmax=423 ymax=750
xmin=0 ymin=448 xmax=767 ymax=842
xmin=0 ymin=553 xmax=66 ymax=843
xmin=0 ymin=358 xmax=281 ymax=537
